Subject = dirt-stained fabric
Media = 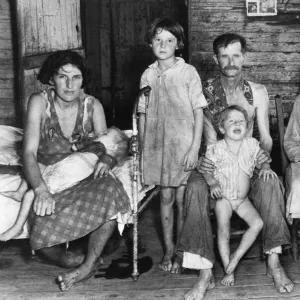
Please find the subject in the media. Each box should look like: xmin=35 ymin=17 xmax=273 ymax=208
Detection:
xmin=138 ymin=58 xmax=207 ymax=187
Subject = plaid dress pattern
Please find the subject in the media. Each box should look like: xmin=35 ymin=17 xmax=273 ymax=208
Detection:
xmin=29 ymin=90 xmax=131 ymax=250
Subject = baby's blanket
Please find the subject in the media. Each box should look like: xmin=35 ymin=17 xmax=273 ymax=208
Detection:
xmin=0 ymin=126 xmax=153 ymax=238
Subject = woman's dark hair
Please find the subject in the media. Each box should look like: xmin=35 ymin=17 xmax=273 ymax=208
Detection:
xmin=213 ymin=33 xmax=247 ymax=56
xmin=146 ymin=17 xmax=185 ymax=50
xmin=217 ymin=105 xmax=249 ymax=131
xmin=37 ymin=50 xmax=87 ymax=87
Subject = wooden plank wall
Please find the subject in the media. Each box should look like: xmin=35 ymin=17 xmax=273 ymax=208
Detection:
xmin=83 ymin=0 xmax=187 ymax=129
xmin=0 ymin=0 xmax=19 ymax=126
xmin=16 ymin=0 xmax=82 ymax=122
xmin=189 ymin=0 xmax=300 ymax=135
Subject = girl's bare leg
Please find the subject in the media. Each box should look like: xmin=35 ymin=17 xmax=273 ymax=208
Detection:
xmin=0 ymin=179 xmax=28 ymax=202
xmin=171 ymin=185 xmax=186 ymax=274
xmin=0 ymin=189 xmax=34 ymax=241
xmin=214 ymin=198 xmax=235 ymax=286
xmin=226 ymin=198 xmax=263 ymax=275
xmin=159 ymin=187 xmax=175 ymax=272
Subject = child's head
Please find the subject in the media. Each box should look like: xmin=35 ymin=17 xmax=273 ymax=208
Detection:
xmin=37 ymin=50 xmax=88 ymax=88
xmin=95 ymin=127 xmax=130 ymax=162
xmin=218 ymin=105 xmax=249 ymax=141
xmin=147 ymin=18 xmax=185 ymax=54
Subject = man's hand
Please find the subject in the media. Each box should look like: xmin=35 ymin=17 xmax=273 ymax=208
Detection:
xmin=258 ymin=164 xmax=277 ymax=182
xmin=183 ymin=147 xmax=199 ymax=171
xmin=33 ymin=189 xmax=55 ymax=216
xmin=256 ymin=149 xmax=271 ymax=167
xmin=94 ymin=161 xmax=116 ymax=179
xmin=210 ymin=182 xmax=222 ymax=199
xmin=196 ymin=156 xmax=215 ymax=174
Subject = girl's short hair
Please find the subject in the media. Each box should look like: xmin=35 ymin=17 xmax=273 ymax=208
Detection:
xmin=37 ymin=50 xmax=87 ymax=87
xmin=147 ymin=17 xmax=185 ymax=50
xmin=217 ymin=105 xmax=249 ymax=130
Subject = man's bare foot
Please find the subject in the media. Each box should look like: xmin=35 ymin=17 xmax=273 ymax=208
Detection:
xmin=170 ymin=253 xmax=182 ymax=274
xmin=266 ymin=253 xmax=294 ymax=293
xmin=0 ymin=227 xmax=23 ymax=241
xmin=221 ymin=272 xmax=235 ymax=286
xmin=158 ymin=246 xmax=174 ymax=272
xmin=57 ymin=263 xmax=99 ymax=291
xmin=185 ymin=268 xmax=215 ymax=300
xmin=0 ymin=190 xmax=23 ymax=202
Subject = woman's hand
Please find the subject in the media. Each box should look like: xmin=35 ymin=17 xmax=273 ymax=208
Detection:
xmin=183 ymin=147 xmax=199 ymax=171
xmin=33 ymin=188 xmax=55 ymax=216
xmin=196 ymin=156 xmax=215 ymax=174
xmin=94 ymin=161 xmax=116 ymax=179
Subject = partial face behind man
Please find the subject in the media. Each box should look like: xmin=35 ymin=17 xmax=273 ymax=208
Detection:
xmin=213 ymin=41 xmax=246 ymax=78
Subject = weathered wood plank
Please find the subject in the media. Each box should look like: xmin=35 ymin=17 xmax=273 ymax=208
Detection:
xmin=18 ymin=0 xmax=82 ymax=56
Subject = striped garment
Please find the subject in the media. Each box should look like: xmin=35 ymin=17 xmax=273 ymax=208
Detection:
xmin=205 ymin=137 xmax=260 ymax=200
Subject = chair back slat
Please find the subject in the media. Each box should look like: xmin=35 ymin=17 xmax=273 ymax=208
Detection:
xmin=274 ymin=95 xmax=290 ymax=179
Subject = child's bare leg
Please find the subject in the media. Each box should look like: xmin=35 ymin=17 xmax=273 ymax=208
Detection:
xmin=171 ymin=184 xmax=186 ymax=274
xmin=0 ymin=189 xmax=34 ymax=241
xmin=159 ymin=186 xmax=175 ymax=272
xmin=226 ymin=198 xmax=263 ymax=275
xmin=215 ymin=198 xmax=235 ymax=286
xmin=0 ymin=179 xmax=28 ymax=202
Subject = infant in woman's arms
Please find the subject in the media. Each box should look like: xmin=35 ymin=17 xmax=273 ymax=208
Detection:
xmin=0 ymin=127 xmax=129 ymax=241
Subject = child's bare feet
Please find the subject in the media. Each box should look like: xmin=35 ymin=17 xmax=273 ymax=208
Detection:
xmin=0 ymin=227 xmax=23 ymax=241
xmin=170 ymin=253 xmax=182 ymax=274
xmin=158 ymin=251 xmax=173 ymax=272
xmin=0 ymin=190 xmax=23 ymax=202
xmin=225 ymin=252 xmax=241 ymax=275
xmin=185 ymin=268 xmax=215 ymax=300
xmin=221 ymin=272 xmax=235 ymax=286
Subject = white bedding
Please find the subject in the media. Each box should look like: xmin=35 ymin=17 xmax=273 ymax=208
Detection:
xmin=0 ymin=126 xmax=153 ymax=238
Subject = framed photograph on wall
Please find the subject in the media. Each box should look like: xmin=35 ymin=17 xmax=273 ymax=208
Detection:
xmin=246 ymin=0 xmax=277 ymax=16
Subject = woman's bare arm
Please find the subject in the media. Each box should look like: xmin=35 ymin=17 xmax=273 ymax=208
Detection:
xmin=23 ymin=93 xmax=55 ymax=216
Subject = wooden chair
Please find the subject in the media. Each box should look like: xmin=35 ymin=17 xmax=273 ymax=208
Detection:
xmin=274 ymin=94 xmax=299 ymax=260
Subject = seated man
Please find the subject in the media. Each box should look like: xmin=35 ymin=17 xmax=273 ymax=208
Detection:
xmin=284 ymin=94 xmax=300 ymax=223
xmin=0 ymin=126 xmax=129 ymax=241
xmin=175 ymin=33 xmax=293 ymax=300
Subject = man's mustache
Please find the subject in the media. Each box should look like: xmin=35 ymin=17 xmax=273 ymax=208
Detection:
xmin=224 ymin=66 xmax=239 ymax=70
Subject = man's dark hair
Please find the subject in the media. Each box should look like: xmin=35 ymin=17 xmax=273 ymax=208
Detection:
xmin=217 ymin=105 xmax=249 ymax=132
xmin=213 ymin=33 xmax=247 ymax=55
xmin=146 ymin=17 xmax=185 ymax=50
xmin=37 ymin=50 xmax=87 ymax=87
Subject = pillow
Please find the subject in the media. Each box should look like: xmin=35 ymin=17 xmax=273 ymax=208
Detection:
xmin=0 ymin=126 xmax=23 ymax=166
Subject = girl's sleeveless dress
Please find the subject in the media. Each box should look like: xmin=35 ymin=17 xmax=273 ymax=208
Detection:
xmin=29 ymin=89 xmax=131 ymax=250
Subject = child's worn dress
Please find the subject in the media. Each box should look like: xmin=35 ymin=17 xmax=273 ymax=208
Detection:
xmin=205 ymin=137 xmax=260 ymax=202
xmin=138 ymin=58 xmax=207 ymax=187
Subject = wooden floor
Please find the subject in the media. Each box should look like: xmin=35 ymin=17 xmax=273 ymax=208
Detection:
xmin=0 ymin=198 xmax=299 ymax=300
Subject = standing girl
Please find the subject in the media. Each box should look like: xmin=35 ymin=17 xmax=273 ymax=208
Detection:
xmin=138 ymin=18 xmax=207 ymax=273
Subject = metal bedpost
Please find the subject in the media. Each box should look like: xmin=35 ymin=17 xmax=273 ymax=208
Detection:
xmin=131 ymin=86 xmax=151 ymax=281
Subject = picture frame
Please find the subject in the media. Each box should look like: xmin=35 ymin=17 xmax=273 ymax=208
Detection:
xmin=246 ymin=0 xmax=277 ymax=16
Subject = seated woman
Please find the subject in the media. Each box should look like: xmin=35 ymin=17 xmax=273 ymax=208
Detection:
xmin=0 ymin=126 xmax=129 ymax=241
xmin=21 ymin=50 xmax=131 ymax=291
xmin=284 ymin=94 xmax=300 ymax=223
